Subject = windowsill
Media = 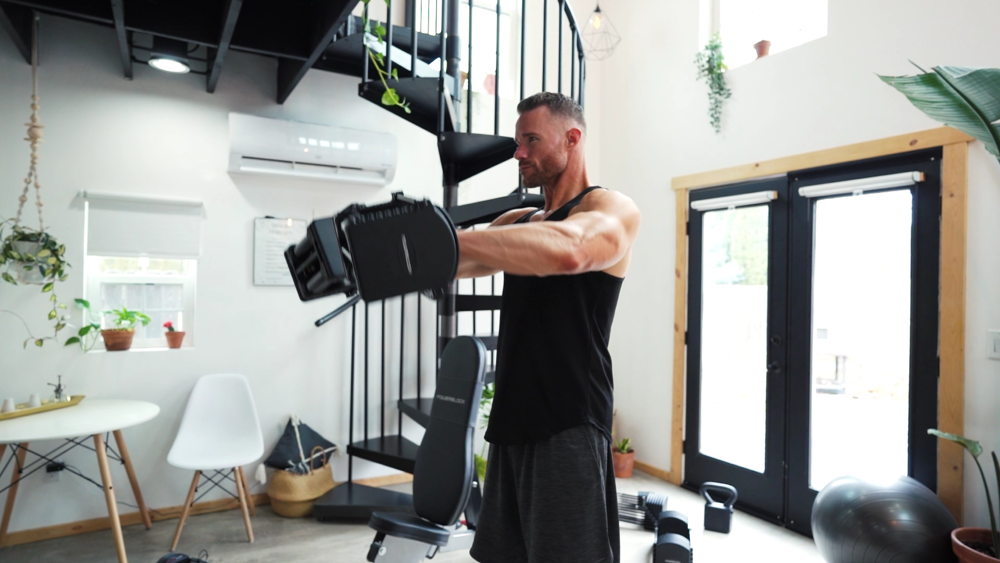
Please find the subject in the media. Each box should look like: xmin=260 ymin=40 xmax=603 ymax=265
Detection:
xmin=88 ymin=347 xmax=195 ymax=353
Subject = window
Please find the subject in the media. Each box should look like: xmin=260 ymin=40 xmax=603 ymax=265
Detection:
xmin=85 ymin=256 xmax=197 ymax=349
xmin=415 ymin=0 xmax=517 ymax=98
xmin=81 ymin=192 xmax=203 ymax=350
xmin=708 ymin=0 xmax=828 ymax=69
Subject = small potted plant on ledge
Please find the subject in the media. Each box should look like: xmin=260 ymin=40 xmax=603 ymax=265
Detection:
xmin=929 ymin=429 xmax=1000 ymax=562
xmin=163 ymin=320 xmax=185 ymax=349
xmin=613 ymin=437 xmax=635 ymax=478
xmin=101 ymin=306 xmax=150 ymax=351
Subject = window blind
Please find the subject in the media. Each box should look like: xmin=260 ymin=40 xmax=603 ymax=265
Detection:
xmin=81 ymin=191 xmax=203 ymax=259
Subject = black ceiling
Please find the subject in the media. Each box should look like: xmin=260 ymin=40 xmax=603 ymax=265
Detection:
xmin=0 ymin=0 xmax=442 ymax=102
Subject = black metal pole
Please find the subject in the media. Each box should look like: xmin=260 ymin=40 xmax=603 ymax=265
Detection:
xmin=417 ymin=294 xmax=422 ymax=402
xmin=349 ymin=304 xmax=356 ymax=482
xmin=364 ymin=302 xmax=369 ymax=442
xmin=386 ymin=0 xmax=394 ymax=78
xmin=315 ymin=295 xmax=362 ymax=327
xmin=541 ymin=0 xmax=547 ymax=92
xmin=519 ymin=0 xmax=526 ymax=100
xmin=381 ymin=299 xmax=386 ymax=438
xmin=437 ymin=0 xmax=448 ymax=133
xmin=494 ymin=0 xmax=500 ymax=135
xmin=399 ymin=294 xmax=405 ymax=436
xmin=363 ymin=1 xmax=370 ymax=83
xmin=571 ymin=28 xmax=576 ymax=100
xmin=472 ymin=277 xmax=477 ymax=336
xmin=467 ymin=0 xmax=473 ymax=132
xmin=406 ymin=0 xmax=415 ymax=27
xmin=558 ymin=0 xmax=563 ymax=93
xmin=412 ymin=1 xmax=418 ymax=77
xmin=440 ymin=0 xmax=458 ymax=360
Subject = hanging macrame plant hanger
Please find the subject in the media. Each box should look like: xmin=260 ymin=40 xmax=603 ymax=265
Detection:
xmin=15 ymin=14 xmax=46 ymax=237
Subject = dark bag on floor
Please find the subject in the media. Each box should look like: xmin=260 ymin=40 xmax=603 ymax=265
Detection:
xmin=157 ymin=552 xmax=208 ymax=563
xmin=265 ymin=416 xmax=337 ymax=473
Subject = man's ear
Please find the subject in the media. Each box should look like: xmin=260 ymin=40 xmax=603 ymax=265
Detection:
xmin=566 ymin=127 xmax=583 ymax=147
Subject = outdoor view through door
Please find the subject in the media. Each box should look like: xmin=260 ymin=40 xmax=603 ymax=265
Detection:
xmin=685 ymin=149 xmax=941 ymax=536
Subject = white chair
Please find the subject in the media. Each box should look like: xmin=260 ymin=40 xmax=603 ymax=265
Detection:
xmin=167 ymin=373 xmax=264 ymax=550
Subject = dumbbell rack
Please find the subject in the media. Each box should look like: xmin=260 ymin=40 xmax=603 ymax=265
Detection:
xmin=309 ymin=0 xmax=587 ymax=519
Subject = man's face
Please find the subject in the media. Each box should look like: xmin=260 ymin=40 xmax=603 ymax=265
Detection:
xmin=513 ymin=107 xmax=572 ymax=188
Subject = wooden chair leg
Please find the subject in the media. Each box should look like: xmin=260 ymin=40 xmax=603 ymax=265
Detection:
xmin=113 ymin=430 xmax=152 ymax=530
xmin=237 ymin=467 xmax=256 ymax=516
xmin=94 ymin=434 xmax=128 ymax=563
xmin=170 ymin=471 xmax=201 ymax=551
xmin=0 ymin=443 xmax=29 ymax=547
xmin=0 ymin=443 xmax=25 ymax=546
xmin=234 ymin=467 xmax=254 ymax=543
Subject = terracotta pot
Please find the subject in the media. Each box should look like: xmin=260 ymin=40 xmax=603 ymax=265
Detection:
xmin=165 ymin=331 xmax=186 ymax=349
xmin=953 ymin=528 xmax=1000 ymax=562
xmin=612 ymin=449 xmax=635 ymax=478
xmin=754 ymin=39 xmax=771 ymax=59
xmin=101 ymin=329 xmax=135 ymax=351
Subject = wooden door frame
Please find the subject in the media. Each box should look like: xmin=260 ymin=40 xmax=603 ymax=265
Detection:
xmin=668 ymin=127 xmax=971 ymax=521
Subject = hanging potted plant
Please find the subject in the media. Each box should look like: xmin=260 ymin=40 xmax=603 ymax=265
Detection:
xmin=613 ymin=437 xmax=635 ymax=478
xmin=929 ymin=430 xmax=1000 ymax=562
xmin=695 ymin=33 xmax=732 ymax=134
xmin=101 ymin=306 xmax=150 ymax=351
xmin=0 ymin=17 xmax=72 ymax=348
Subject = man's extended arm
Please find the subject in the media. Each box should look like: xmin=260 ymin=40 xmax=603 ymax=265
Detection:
xmin=455 ymin=190 xmax=640 ymax=279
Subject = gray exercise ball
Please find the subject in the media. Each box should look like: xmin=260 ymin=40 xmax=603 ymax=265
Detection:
xmin=811 ymin=475 xmax=958 ymax=563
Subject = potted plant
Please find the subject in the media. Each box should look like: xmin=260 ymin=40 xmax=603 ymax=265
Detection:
xmin=101 ymin=306 xmax=150 ymax=351
xmin=163 ymin=320 xmax=185 ymax=349
xmin=613 ymin=437 xmax=635 ymax=478
xmin=929 ymin=429 xmax=999 ymax=562
xmin=878 ymin=65 xmax=1000 ymax=170
xmin=695 ymin=33 xmax=732 ymax=134
xmin=474 ymin=382 xmax=495 ymax=483
xmin=754 ymin=39 xmax=771 ymax=59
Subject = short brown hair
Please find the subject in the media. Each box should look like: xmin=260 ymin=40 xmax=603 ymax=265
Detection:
xmin=517 ymin=92 xmax=586 ymax=130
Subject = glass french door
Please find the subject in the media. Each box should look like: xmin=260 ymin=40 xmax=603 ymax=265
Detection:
xmin=684 ymin=177 xmax=789 ymax=521
xmin=685 ymin=150 xmax=941 ymax=534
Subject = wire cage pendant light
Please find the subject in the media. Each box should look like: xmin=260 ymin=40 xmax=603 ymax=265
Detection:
xmin=582 ymin=3 xmax=621 ymax=61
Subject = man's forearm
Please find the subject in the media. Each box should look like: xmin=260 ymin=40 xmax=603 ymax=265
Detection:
xmin=457 ymin=222 xmax=582 ymax=277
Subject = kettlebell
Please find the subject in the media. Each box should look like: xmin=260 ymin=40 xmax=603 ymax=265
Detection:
xmin=700 ymin=482 xmax=738 ymax=533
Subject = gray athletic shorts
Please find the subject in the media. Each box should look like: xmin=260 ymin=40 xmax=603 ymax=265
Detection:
xmin=470 ymin=424 xmax=621 ymax=563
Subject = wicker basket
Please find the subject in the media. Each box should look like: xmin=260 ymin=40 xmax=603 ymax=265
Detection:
xmin=267 ymin=446 xmax=336 ymax=518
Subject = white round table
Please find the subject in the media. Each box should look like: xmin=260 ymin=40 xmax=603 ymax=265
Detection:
xmin=0 ymin=399 xmax=159 ymax=563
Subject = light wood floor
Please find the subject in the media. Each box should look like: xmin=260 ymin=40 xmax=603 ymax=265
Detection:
xmin=1 ymin=470 xmax=822 ymax=562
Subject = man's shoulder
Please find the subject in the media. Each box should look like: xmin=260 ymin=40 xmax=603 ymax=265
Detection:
xmin=491 ymin=207 xmax=540 ymax=226
xmin=575 ymin=187 xmax=639 ymax=216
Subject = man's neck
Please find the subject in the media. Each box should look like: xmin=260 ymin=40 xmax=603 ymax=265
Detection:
xmin=542 ymin=166 xmax=590 ymax=213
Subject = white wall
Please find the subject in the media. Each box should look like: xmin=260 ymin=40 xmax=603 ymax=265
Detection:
xmin=598 ymin=0 xmax=1000 ymax=526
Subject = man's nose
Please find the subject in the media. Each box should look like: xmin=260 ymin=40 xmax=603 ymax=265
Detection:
xmin=513 ymin=145 xmax=527 ymax=160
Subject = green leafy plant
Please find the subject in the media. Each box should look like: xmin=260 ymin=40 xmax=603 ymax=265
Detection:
xmin=929 ymin=429 xmax=999 ymax=557
xmin=473 ymin=382 xmax=496 ymax=483
xmin=879 ymin=65 xmax=1000 ymax=169
xmin=0 ymin=219 xmax=71 ymax=347
xmin=614 ymin=437 xmax=633 ymax=454
xmin=104 ymin=306 xmax=150 ymax=331
xmin=695 ymin=33 xmax=732 ymax=134
xmin=362 ymin=0 xmax=412 ymax=114
xmin=63 ymin=298 xmax=103 ymax=352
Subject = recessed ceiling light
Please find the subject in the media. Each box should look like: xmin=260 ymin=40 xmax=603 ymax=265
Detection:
xmin=149 ymin=57 xmax=190 ymax=73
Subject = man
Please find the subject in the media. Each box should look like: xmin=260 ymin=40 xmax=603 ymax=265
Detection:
xmin=458 ymin=92 xmax=641 ymax=563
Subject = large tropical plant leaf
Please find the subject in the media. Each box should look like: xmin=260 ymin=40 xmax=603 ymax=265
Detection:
xmin=929 ymin=428 xmax=983 ymax=458
xmin=878 ymin=65 xmax=1000 ymax=162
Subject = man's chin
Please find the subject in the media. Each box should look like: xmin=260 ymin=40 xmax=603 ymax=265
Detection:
xmin=519 ymin=173 xmax=542 ymax=188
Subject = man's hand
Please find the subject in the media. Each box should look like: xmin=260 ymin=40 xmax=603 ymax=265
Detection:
xmin=455 ymin=189 xmax=640 ymax=279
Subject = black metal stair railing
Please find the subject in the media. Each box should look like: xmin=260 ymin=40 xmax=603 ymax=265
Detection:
xmin=330 ymin=0 xmax=589 ymax=484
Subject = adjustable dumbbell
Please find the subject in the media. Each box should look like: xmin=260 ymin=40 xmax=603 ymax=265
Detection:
xmin=285 ymin=192 xmax=458 ymax=303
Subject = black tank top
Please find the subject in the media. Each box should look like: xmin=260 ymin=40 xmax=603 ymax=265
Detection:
xmin=485 ymin=186 xmax=624 ymax=446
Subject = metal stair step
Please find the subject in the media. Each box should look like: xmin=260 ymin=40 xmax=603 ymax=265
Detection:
xmin=438 ymin=132 xmax=518 ymax=185
xmin=455 ymin=294 xmax=503 ymax=312
xmin=449 ymin=192 xmax=545 ymax=227
xmin=346 ymin=435 xmax=419 ymax=474
xmin=359 ymin=76 xmax=458 ymax=134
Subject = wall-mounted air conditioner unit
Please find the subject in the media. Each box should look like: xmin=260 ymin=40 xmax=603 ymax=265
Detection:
xmin=228 ymin=113 xmax=397 ymax=186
